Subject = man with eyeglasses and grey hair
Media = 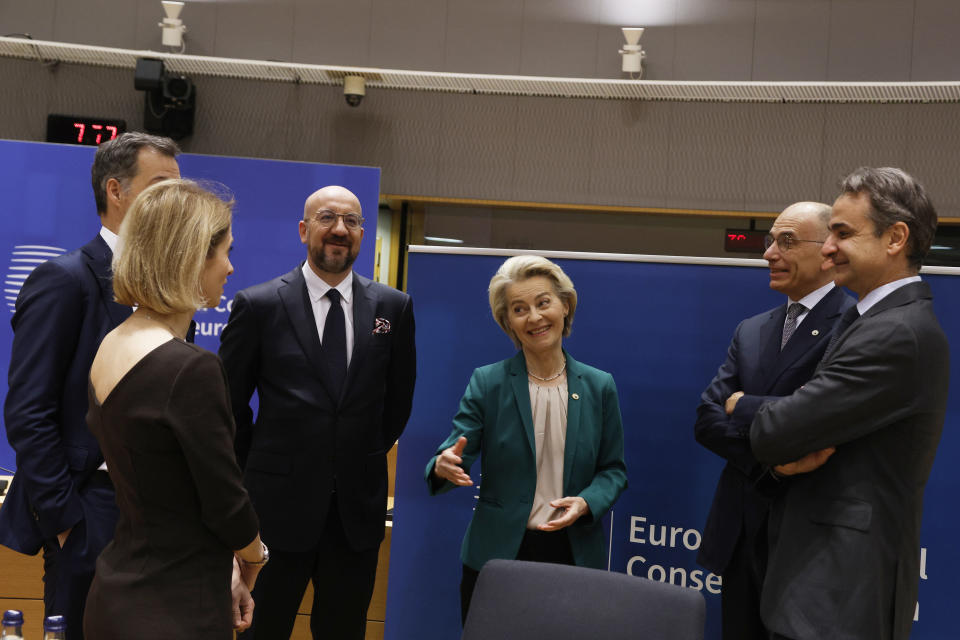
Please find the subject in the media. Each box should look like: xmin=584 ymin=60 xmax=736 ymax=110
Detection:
xmin=694 ymin=201 xmax=854 ymax=640
xmin=220 ymin=185 xmax=416 ymax=639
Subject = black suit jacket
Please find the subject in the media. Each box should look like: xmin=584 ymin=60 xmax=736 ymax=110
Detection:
xmin=751 ymin=281 xmax=949 ymax=640
xmin=0 ymin=235 xmax=130 ymax=554
xmin=695 ymin=286 xmax=854 ymax=574
xmin=219 ymin=266 xmax=416 ymax=552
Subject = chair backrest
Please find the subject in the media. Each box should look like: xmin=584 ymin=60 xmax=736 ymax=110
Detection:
xmin=461 ymin=559 xmax=705 ymax=640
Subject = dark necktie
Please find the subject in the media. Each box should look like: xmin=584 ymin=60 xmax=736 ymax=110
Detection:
xmin=322 ymin=288 xmax=347 ymax=396
xmin=780 ymin=302 xmax=805 ymax=350
xmin=825 ymin=305 xmax=860 ymax=359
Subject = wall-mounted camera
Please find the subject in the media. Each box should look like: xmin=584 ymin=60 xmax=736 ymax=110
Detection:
xmin=344 ymin=75 xmax=365 ymax=107
xmin=134 ymin=57 xmax=196 ymax=139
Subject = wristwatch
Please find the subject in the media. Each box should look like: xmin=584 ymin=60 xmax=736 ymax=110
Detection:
xmin=244 ymin=541 xmax=269 ymax=566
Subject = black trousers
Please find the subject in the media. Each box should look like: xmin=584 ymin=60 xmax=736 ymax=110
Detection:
xmin=43 ymin=471 xmax=117 ymax=640
xmin=460 ymin=528 xmax=575 ymax=626
xmin=239 ymin=499 xmax=380 ymax=640
xmin=720 ymin=519 xmax=769 ymax=640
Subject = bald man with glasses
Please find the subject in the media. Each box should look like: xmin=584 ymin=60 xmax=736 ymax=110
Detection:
xmin=220 ymin=185 xmax=417 ymax=639
xmin=694 ymin=201 xmax=854 ymax=640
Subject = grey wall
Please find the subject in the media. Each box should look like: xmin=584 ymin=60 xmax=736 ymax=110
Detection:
xmin=5 ymin=0 xmax=960 ymax=80
xmin=2 ymin=0 xmax=960 ymax=217
xmin=419 ymin=205 xmax=756 ymax=259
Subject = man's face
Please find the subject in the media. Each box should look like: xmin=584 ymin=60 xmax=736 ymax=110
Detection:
xmin=762 ymin=209 xmax=828 ymax=299
xmin=299 ymin=188 xmax=364 ymax=276
xmin=822 ymin=192 xmax=891 ymax=298
xmin=118 ymin=147 xmax=181 ymax=217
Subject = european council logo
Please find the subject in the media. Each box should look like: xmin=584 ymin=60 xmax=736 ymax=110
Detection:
xmin=5 ymin=245 xmax=67 ymax=312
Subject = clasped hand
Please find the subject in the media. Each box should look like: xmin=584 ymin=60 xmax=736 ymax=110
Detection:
xmin=773 ymin=447 xmax=835 ymax=476
xmin=538 ymin=496 xmax=590 ymax=531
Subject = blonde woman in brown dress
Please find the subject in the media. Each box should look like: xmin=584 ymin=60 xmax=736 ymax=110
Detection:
xmin=84 ymin=180 xmax=268 ymax=639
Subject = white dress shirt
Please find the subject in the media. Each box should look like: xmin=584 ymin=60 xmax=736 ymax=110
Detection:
xmin=857 ymin=275 xmax=922 ymax=315
xmin=301 ymin=263 xmax=355 ymax=367
xmin=786 ymin=281 xmax=835 ymax=330
xmin=97 ymin=226 xmax=120 ymax=472
xmin=99 ymin=226 xmax=119 ymax=254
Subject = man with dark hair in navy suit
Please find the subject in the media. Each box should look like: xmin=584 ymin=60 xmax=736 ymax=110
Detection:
xmin=694 ymin=201 xmax=854 ymax=640
xmin=0 ymin=132 xmax=180 ymax=639
xmin=752 ymin=168 xmax=949 ymax=640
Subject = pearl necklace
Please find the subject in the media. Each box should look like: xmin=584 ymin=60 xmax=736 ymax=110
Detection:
xmin=527 ymin=359 xmax=566 ymax=382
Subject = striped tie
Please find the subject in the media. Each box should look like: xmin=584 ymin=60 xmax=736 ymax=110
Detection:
xmin=781 ymin=302 xmax=805 ymax=350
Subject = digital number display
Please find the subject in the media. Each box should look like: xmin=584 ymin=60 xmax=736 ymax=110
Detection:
xmin=724 ymin=229 xmax=767 ymax=254
xmin=46 ymin=114 xmax=127 ymax=146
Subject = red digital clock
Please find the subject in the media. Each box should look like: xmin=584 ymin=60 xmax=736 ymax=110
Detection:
xmin=46 ymin=114 xmax=127 ymax=146
xmin=724 ymin=229 xmax=767 ymax=254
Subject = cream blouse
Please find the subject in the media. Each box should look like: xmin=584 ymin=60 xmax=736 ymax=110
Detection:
xmin=525 ymin=378 xmax=568 ymax=529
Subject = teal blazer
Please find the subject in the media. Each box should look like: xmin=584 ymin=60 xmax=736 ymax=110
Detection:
xmin=425 ymin=350 xmax=628 ymax=571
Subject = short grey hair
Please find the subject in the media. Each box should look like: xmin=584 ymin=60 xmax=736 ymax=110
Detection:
xmin=91 ymin=132 xmax=180 ymax=215
xmin=488 ymin=255 xmax=578 ymax=348
xmin=839 ymin=167 xmax=938 ymax=270
xmin=812 ymin=202 xmax=832 ymax=230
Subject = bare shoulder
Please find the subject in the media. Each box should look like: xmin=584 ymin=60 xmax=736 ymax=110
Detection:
xmin=90 ymin=323 xmax=180 ymax=404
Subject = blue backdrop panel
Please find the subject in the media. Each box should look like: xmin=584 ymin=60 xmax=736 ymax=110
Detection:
xmin=0 ymin=139 xmax=379 ymax=472
xmin=388 ymin=248 xmax=960 ymax=640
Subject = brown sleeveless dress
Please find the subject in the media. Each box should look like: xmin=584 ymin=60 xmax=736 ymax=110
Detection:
xmin=83 ymin=339 xmax=259 ymax=639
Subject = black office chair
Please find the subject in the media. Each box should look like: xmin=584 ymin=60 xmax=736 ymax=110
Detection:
xmin=462 ymin=559 xmax=705 ymax=640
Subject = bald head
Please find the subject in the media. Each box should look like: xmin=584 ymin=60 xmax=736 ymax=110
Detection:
xmin=763 ymin=201 xmax=835 ymax=300
xmin=778 ymin=201 xmax=832 ymax=239
xmin=299 ymin=185 xmax=365 ymax=286
xmin=303 ymin=185 xmax=362 ymax=219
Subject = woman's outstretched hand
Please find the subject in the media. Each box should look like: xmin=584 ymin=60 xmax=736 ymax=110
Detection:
xmin=434 ymin=436 xmax=473 ymax=486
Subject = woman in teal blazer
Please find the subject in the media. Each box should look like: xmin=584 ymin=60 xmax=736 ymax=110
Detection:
xmin=425 ymin=255 xmax=628 ymax=624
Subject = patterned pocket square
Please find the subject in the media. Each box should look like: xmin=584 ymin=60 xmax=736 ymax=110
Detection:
xmin=373 ymin=317 xmax=392 ymax=335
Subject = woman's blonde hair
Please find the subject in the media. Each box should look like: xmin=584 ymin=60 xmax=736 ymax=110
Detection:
xmin=488 ymin=255 xmax=578 ymax=348
xmin=113 ymin=179 xmax=233 ymax=313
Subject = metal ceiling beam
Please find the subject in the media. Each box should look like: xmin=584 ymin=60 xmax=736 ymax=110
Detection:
xmin=4 ymin=36 xmax=960 ymax=103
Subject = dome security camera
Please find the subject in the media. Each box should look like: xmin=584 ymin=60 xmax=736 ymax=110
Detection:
xmin=344 ymin=75 xmax=365 ymax=107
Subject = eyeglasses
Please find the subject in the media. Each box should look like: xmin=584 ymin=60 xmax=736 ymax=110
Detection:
xmin=310 ymin=210 xmax=364 ymax=230
xmin=763 ymin=233 xmax=824 ymax=252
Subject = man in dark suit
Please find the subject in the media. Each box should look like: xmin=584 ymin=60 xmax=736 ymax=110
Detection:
xmin=695 ymin=201 xmax=855 ymax=640
xmin=220 ymin=185 xmax=416 ymax=639
xmin=0 ymin=132 xmax=180 ymax=638
xmin=751 ymin=167 xmax=949 ymax=640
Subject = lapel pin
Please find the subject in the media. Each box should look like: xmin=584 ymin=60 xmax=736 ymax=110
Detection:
xmin=571 ymin=393 xmax=580 ymax=400
xmin=811 ymin=329 xmax=819 ymax=336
